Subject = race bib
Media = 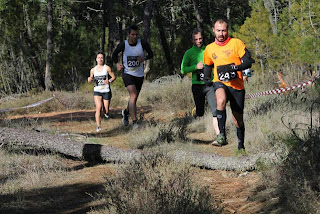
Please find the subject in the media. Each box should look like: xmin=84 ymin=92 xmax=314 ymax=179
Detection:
xmin=196 ymin=69 xmax=204 ymax=81
xmin=94 ymin=75 xmax=106 ymax=87
xmin=127 ymin=56 xmax=140 ymax=67
xmin=217 ymin=65 xmax=238 ymax=82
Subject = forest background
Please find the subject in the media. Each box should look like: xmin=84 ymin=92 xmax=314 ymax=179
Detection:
xmin=0 ymin=0 xmax=319 ymax=95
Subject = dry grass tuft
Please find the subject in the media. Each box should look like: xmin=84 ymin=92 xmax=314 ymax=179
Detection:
xmin=94 ymin=152 xmax=220 ymax=214
xmin=0 ymin=145 xmax=70 ymax=211
xmin=255 ymin=128 xmax=320 ymax=213
xmin=139 ymin=75 xmax=194 ymax=112
xmin=128 ymin=116 xmax=192 ymax=149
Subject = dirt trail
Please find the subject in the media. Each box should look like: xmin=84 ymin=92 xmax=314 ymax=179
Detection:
xmin=7 ymin=107 xmax=265 ymax=214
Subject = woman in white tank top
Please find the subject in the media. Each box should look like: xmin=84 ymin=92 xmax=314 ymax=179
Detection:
xmin=88 ymin=52 xmax=116 ymax=132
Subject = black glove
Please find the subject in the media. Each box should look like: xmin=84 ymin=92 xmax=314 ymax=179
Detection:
xmin=217 ymin=63 xmax=238 ymax=73
xmin=203 ymin=65 xmax=213 ymax=86
xmin=203 ymin=77 xmax=212 ymax=86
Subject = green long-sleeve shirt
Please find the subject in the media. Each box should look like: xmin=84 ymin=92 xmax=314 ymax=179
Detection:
xmin=181 ymin=45 xmax=212 ymax=84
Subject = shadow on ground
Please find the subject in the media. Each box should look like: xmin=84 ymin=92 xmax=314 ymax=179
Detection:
xmin=0 ymin=182 xmax=107 ymax=214
xmin=7 ymin=106 xmax=152 ymax=123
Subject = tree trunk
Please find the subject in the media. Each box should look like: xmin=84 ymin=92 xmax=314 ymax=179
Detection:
xmin=288 ymin=0 xmax=292 ymax=26
xmin=263 ymin=0 xmax=277 ymax=34
xmin=106 ymin=0 xmax=120 ymax=64
xmin=192 ymin=0 xmax=204 ymax=33
xmin=100 ymin=0 xmax=107 ymax=53
xmin=192 ymin=0 xmax=214 ymax=43
xmin=142 ymin=0 xmax=154 ymax=76
xmin=45 ymin=0 xmax=54 ymax=91
xmin=155 ymin=8 xmax=174 ymax=75
xmin=24 ymin=4 xmax=45 ymax=90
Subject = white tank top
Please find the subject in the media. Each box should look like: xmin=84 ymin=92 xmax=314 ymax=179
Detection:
xmin=94 ymin=65 xmax=110 ymax=93
xmin=123 ymin=39 xmax=145 ymax=77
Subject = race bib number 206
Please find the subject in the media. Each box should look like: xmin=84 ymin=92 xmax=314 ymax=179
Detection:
xmin=94 ymin=75 xmax=106 ymax=87
xmin=127 ymin=56 xmax=140 ymax=67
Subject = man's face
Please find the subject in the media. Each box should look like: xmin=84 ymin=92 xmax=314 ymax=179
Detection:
xmin=192 ymin=32 xmax=203 ymax=48
xmin=96 ymin=54 xmax=104 ymax=65
xmin=128 ymin=30 xmax=139 ymax=44
xmin=213 ymin=22 xmax=228 ymax=42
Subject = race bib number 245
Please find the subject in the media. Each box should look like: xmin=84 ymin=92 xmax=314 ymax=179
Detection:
xmin=218 ymin=71 xmax=237 ymax=82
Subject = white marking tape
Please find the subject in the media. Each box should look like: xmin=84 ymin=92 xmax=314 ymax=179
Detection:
xmin=0 ymin=96 xmax=55 ymax=113
xmin=245 ymin=74 xmax=320 ymax=99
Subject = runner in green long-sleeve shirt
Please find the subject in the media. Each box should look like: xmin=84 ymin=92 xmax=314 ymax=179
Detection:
xmin=181 ymin=29 xmax=219 ymax=136
xmin=181 ymin=44 xmax=206 ymax=85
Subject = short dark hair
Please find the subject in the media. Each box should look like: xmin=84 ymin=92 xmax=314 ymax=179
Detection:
xmin=191 ymin=29 xmax=202 ymax=39
xmin=128 ymin=25 xmax=139 ymax=34
xmin=213 ymin=16 xmax=229 ymax=29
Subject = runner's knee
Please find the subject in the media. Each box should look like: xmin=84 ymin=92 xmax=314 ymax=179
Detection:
xmin=216 ymin=97 xmax=226 ymax=109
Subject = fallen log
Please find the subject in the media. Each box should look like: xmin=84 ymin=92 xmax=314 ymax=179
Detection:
xmin=0 ymin=127 xmax=141 ymax=163
xmin=0 ymin=127 xmax=277 ymax=171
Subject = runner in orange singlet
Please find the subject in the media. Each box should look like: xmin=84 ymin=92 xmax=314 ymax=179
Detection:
xmin=203 ymin=16 xmax=254 ymax=150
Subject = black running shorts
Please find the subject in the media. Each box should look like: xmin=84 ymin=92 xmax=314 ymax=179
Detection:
xmin=122 ymin=73 xmax=144 ymax=91
xmin=214 ymin=82 xmax=245 ymax=114
xmin=93 ymin=91 xmax=112 ymax=100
